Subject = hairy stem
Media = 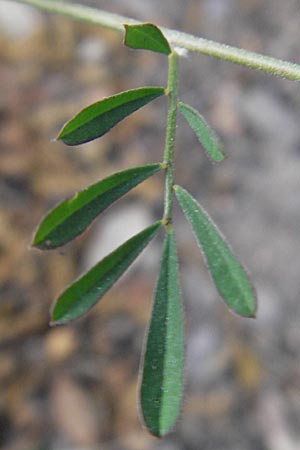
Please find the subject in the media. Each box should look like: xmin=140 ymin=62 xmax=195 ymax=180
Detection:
xmin=17 ymin=0 xmax=300 ymax=81
xmin=163 ymin=51 xmax=179 ymax=224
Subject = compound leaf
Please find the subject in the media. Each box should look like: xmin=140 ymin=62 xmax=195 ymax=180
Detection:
xmin=140 ymin=228 xmax=184 ymax=437
xmin=178 ymin=102 xmax=226 ymax=162
xmin=174 ymin=185 xmax=256 ymax=317
xmin=51 ymin=221 xmax=162 ymax=325
xmin=124 ymin=23 xmax=171 ymax=55
xmin=57 ymin=87 xmax=165 ymax=145
xmin=33 ymin=164 xmax=162 ymax=250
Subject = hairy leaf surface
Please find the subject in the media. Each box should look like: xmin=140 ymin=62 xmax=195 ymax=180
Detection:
xmin=124 ymin=23 xmax=171 ymax=55
xmin=33 ymin=164 xmax=162 ymax=249
xmin=51 ymin=221 xmax=162 ymax=324
xmin=140 ymin=228 xmax=184 ymax=437
xmin=174 ymin=185 xmax=256 ymax=317
xmin=57 ymin=87 xmax=165 ymax=145
xmin=178 ymin=102 xmax=226 ymax=162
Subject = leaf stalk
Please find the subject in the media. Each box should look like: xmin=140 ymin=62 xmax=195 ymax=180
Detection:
xmin=163 ymin=51 xmax=179 ymax=224
xmin=16 ymin=0 xmax=300 ymax=81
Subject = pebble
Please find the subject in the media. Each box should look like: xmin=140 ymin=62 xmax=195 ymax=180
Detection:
xmin=83 ymin=204 xmax=159 ymax=271
xmin=0 ymin=1 xmax=43 ymax=39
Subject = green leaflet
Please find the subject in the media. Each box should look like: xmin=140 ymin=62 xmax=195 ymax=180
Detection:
xmin=51 ymin=221 xmax=162 ymax=325
xmin=124 ymin=23 xmax=171 ymax=55
xmin=174 ymin=185 xmax=256 ymax=317
xmin=33 ymin=164 xmax=162 ymax=250
xmin=140 ymin=228 xmax=184 ymax=437
xmin=57 ymin=87 xmax=165 ymax=145
xmin=178 ymin=102 xmax=226 ymax=162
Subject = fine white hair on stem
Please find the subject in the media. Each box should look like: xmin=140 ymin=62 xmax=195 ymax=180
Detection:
xmin=174 ymin=46 xmax=189 ymax=57
xmin=15 ymin=0 xmax=300 ymax=80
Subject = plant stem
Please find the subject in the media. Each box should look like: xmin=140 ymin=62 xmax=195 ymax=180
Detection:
xmin=163 ymin=51 xmax=179 ymax=225
xmin=17 ymin=0 xmax=300 ymax=81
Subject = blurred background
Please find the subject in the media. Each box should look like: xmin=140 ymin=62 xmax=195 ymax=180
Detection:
xmin=1 ymin=1 xmax=300 ymax=449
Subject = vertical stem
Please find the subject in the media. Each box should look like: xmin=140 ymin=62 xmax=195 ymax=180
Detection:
xmin=163 ymin=51 xmax=179 ymax=225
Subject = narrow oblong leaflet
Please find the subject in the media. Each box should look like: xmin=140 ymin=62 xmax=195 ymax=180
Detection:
xmin=33 ymin=164 xmax=162 ymax=249
xmin=57 ymin=86 xmax=165 ymax=145
xmin=51 ymin=221 xmax=163 ymax=325
xmin=174 ymin=185 xmax=256 ymax=317
xmin=140 ymin=228 xmax=184 ymax=437
xmin=178 ymin=101 xmax=226 ymax=162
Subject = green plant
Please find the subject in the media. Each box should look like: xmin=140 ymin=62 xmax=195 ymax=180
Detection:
xmin=16 ymin=0 xmax=300 ymax=437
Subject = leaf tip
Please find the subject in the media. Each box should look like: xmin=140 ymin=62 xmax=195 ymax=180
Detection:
xmin=31 ymin=234 xmax=43 ymax=250
xmin=246 ymin=289 xmax=258 ymax=319
xmin=231 ymin=294 xmax=257 ymax=319
xmin=55 ymin=123 xmax=70 ymax=143
xmin=49 ymin=317 xmax=68 ymax=327
xmin=31 ymin=241 xmax=39 ymax=250
xmin=29 ymin=236 xmax=40 ymax=252
xmin=55 ymin=125 xmax=64 ymax=138
xmin=148 ymin=429 xmax=164 ymax=439
xmin=139 ymin=416 xmax=173 ymax=438
xmin=50 ymin=310 xmax=65 ymax=327
xmin=50 ymin=301 xmax=62 ymax=326
xmin=249 ymin=303 xmax=258 ymax=319
xmin=144 ymin=420 xmax=177 ymax=438
xmin=32 ymin=237 xmax=55 ymax=250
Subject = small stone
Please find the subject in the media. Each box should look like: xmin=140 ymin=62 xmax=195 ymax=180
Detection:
xmin=0 ymin=2 xmax=43 ymax=39
xmin=46 ymin=328 xmax=78 ymax=363
xmin=50 ymin=375 xmax=102 ymax=446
